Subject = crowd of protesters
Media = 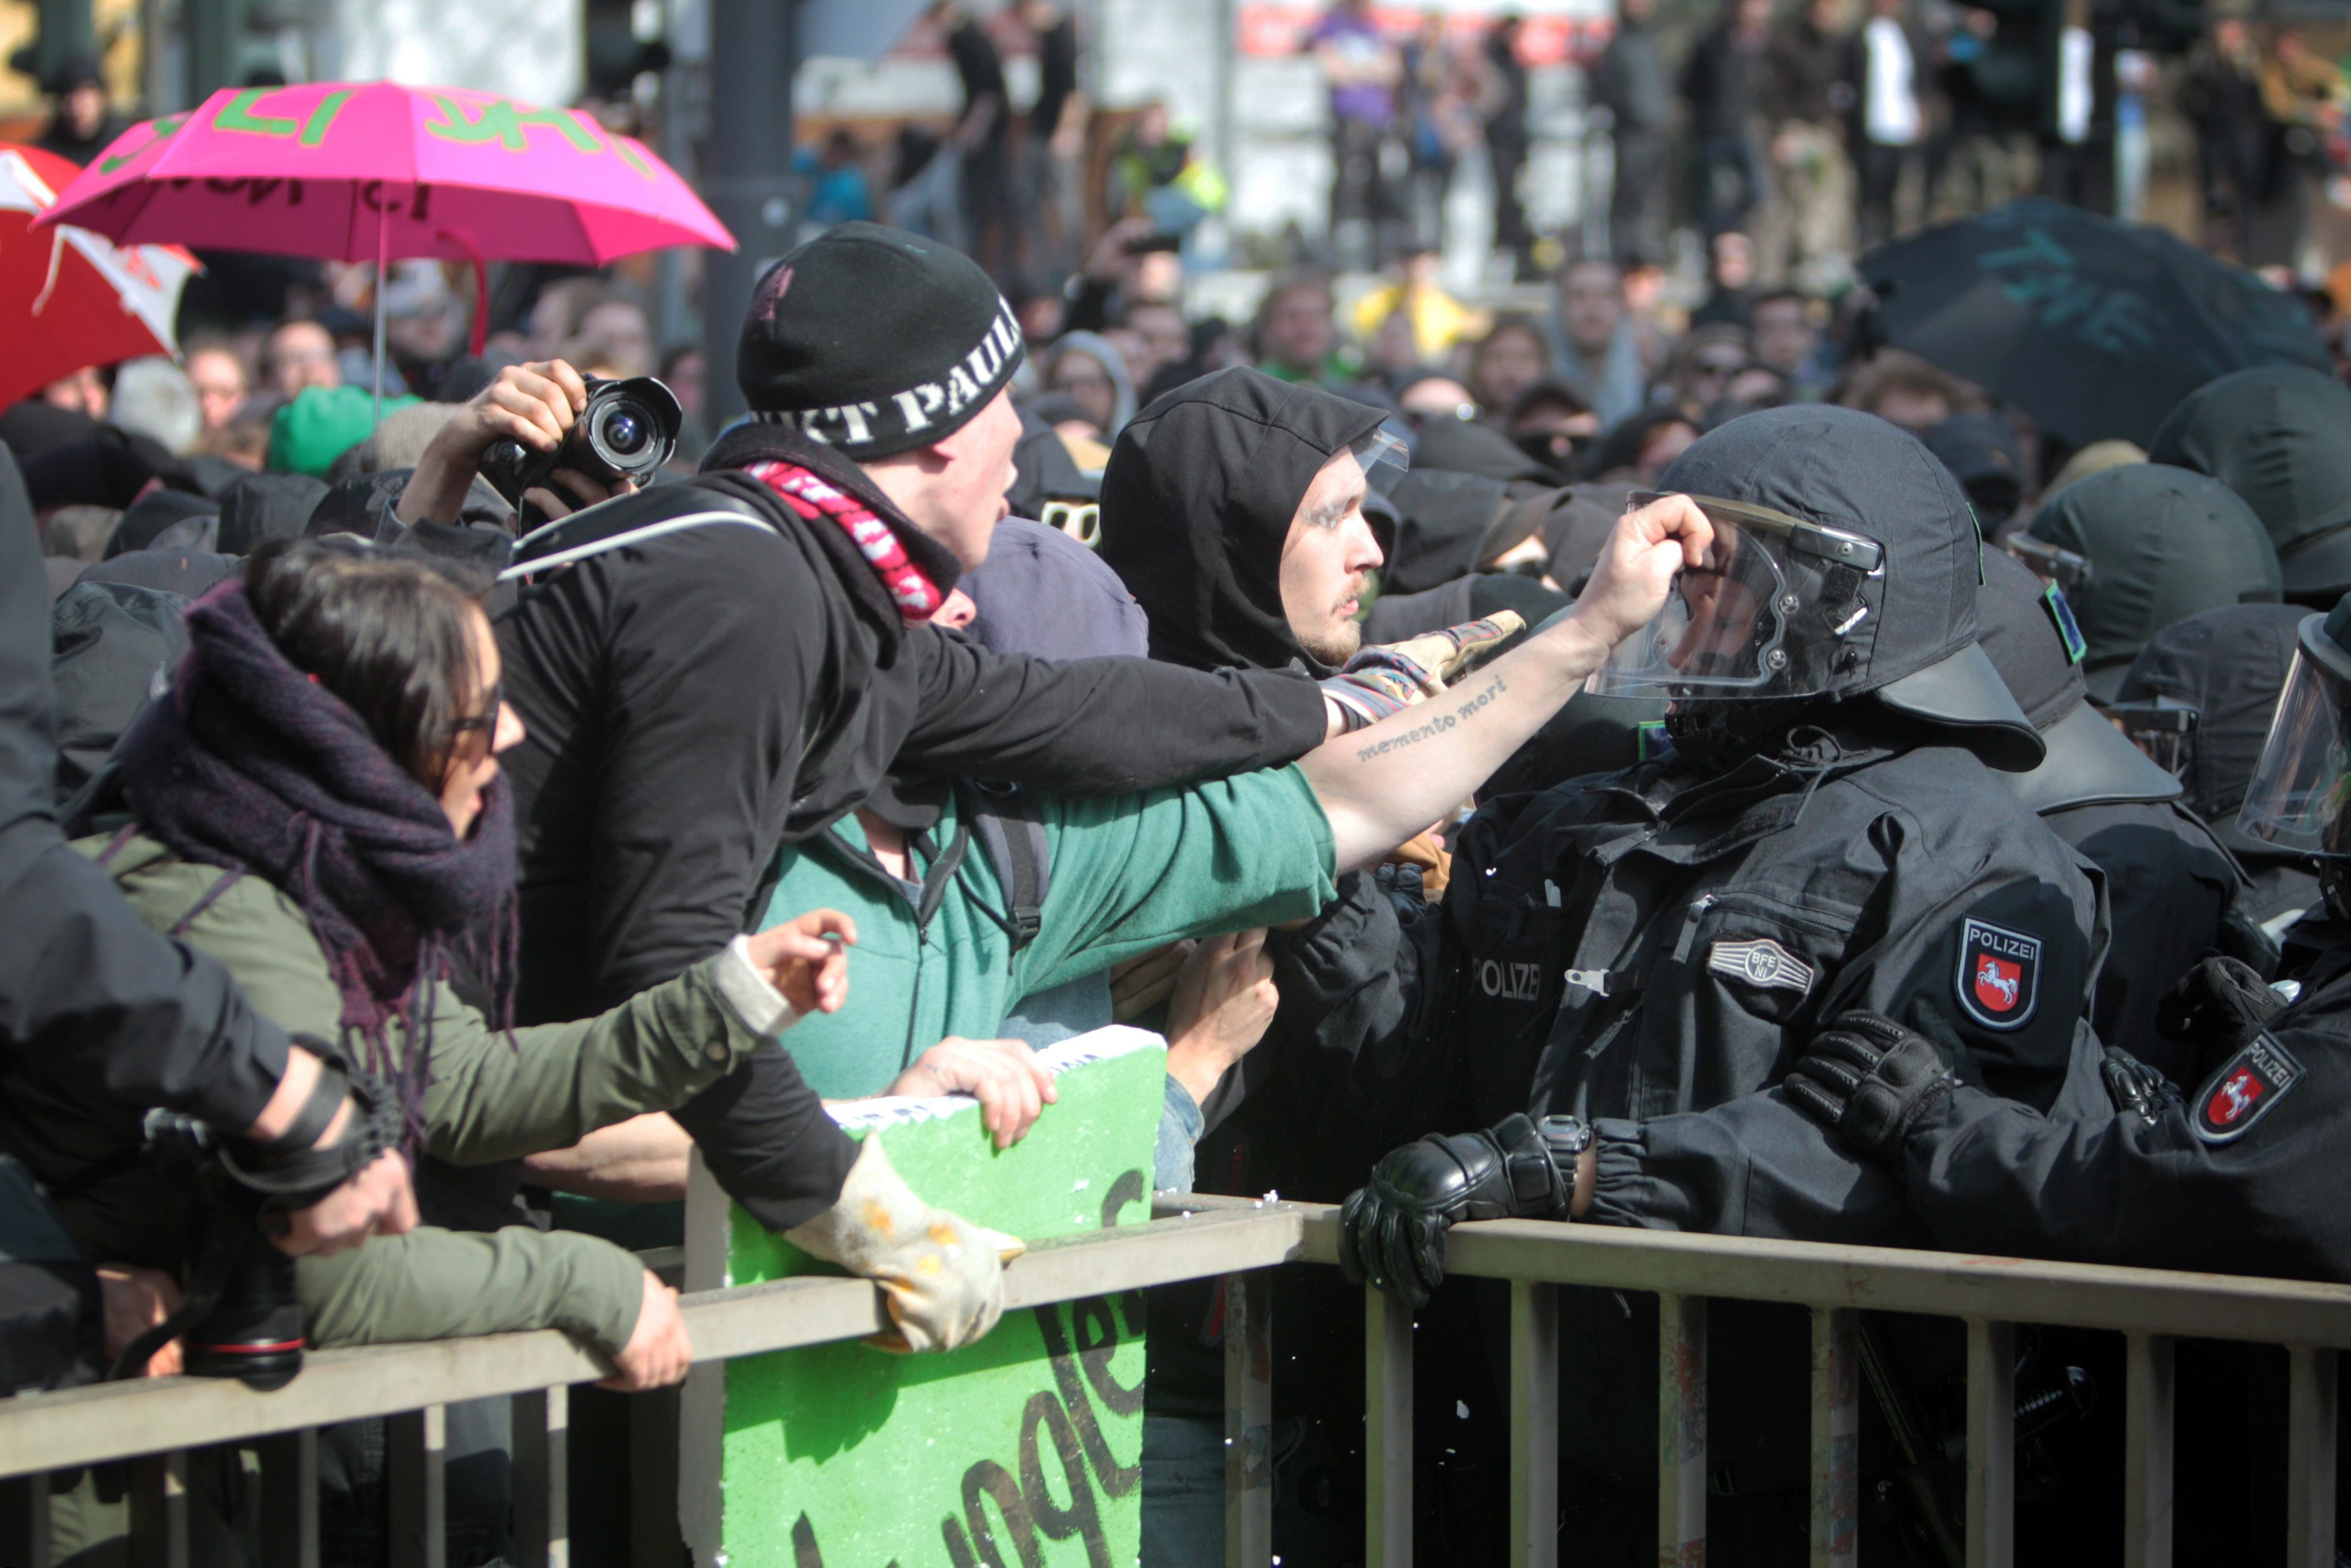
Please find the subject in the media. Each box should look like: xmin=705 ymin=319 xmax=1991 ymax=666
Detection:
xmin=25 ymin=7 xmax=2351 ymax=1568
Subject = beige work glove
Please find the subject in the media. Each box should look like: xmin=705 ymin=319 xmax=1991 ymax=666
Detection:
xmin=782 ymin=1134 xmax=1025 ymax=1353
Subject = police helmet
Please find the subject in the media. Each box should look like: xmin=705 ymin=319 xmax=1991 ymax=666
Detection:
xmin=1973 ymin=549 xmax=2181 ymax=813
xmin=2237 ymin=594 xmax=2351 ymax=917
xmin=1585 ymin=406 xmax=2044 ymax=771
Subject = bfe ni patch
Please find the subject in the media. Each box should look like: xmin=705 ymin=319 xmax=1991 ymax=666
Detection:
xmin=1956 ymin=917 xmax=2040 ymax=1031
xmin=2192 ymin=1033 xmax=2305 ymax=1145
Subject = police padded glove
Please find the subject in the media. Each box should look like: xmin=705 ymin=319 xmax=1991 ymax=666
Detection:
xmin=1784 ymin=1011 xmax=1960 ymax=1163
xmin=1338 ymin=1112 xmax=1586 ymax=1311
xmin=2156 ymin=954 xmax=2283 ymax=1080
xmin=1319 ymin=611 xmax=1525 ymax=732
xmin=2098 ymin=1048 xmax=2185 ymax=1123
xmin=781 ymin=1134 xmax=1024 ymax=1353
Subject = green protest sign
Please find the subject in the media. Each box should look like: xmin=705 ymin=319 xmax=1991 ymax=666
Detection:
xmin=688 ymin=1028 xmax=1164 ymax=1568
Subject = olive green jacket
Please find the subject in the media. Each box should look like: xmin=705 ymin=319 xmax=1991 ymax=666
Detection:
xmin=1 ymin=834 xmax=783 ymax=1356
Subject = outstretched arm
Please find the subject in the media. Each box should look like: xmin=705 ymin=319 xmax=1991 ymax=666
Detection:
xmin=1299 ymin=495 xmax=1710 ymax=871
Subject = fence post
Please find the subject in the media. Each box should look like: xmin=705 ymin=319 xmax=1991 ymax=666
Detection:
xmin=1657 ymin=1294 xmax=1706 ymax=1568
xmin=126 ymin=1450 xmax=188 ymax=1568
xmin=1224 ymin=1271 xmax=1273 ymax=1567
xmin=257 ymin=1427 xmax=320 ymax=1568
xmin=1965 ymin=1319 xmax=2016 ymax=1568
xmin=1365 ymin=1287 xmax=1413 ymax=1568
xmin=1510 ymin=1281 xmax=1559 ymax=1568
xmin=512 ymin=1385 xmax=569 ymax=1568
xmin=1810 ymin=1307 xmax=1857 ymax=1568
xmin=386 ymin=1405 xmax=448 ymax=1568
xmin=2122 ymin=1333 xmax=2173 ymax=1568
xmin=2287 ymin=1345 xmax=2338 ymax=1568
xmin=0 ymin=1473 xmax=52 ymax=1568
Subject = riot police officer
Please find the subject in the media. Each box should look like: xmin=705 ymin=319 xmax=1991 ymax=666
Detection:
xmin=1324 ymin=405 xmax=2114 ymax=1558
xmin=1973 ymin=549 xmax=2270 ymax=1070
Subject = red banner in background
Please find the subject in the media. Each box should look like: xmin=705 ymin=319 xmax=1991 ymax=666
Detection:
xmin=1236 ymin=5 xmax=1614 ymax=65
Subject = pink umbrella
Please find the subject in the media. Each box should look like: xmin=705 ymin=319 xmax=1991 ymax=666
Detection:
xmin=40 ymin=82 xmax=735 ymax=410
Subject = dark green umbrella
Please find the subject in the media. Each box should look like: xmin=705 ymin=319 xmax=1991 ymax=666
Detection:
xmin=1859 ymin=197 xmax=2327 ymax=446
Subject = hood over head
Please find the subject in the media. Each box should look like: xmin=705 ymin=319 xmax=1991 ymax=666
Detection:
xmin=1412 ymin=414 xmax=1564 ymax=483
xmin=1097 ymin=367 xmax=1387 ymax=673
xmin=2023 ymin=461 xmax=2281 ymax=699
xmin=2149 ymin=365 xmax=2351 ymax=603
xmin=1975 ymin=549 xmax=2179 ymax=812
xmin=2118 ymin=601 xmax=2312 ymax=860
xmin=1652 ymin=405 xmax=2042 ymax=769
xmin=1380 ymin=468 xmax=1515 ymax=593
xmin=1043 ymin=331 xmax=1138 ymax=438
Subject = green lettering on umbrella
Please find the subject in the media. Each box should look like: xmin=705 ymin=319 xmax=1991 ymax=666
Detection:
xmin=425 ymin=95 xmax=602 ymax=153
xmin=214 ymin=87 xmax=298 ymax=138
xmin=96 ymin=113 xmax=188 ymax=174
xmin=299 ymin=88 xmax=356 ymax=147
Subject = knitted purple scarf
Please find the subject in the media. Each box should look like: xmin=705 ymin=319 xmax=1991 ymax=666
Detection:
xmin=113 ymin=577 xmax=519 ymax=1144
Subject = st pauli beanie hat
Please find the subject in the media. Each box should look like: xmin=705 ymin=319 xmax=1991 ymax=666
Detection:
xmin=737 ymin=221 xmax=1024 ymax=461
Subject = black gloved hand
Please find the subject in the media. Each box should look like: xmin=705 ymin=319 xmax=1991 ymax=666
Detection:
xmin=1783 ymin=1011 xmax=1958 ymax=1163
xmin=2156 ymin=955 xmax=2282 ymax=1080
xmin=1338 ymin=1112 xmax=1579 ymax=1311
xmin=2098 ymin=1047 xmax=2185 ymax=1123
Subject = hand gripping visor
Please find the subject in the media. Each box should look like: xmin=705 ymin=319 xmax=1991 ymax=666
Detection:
xmin=2239 ymin=611 xmax=2351 ymax=857
xmin=1584 ymin=491 xmax=1883 ymax=701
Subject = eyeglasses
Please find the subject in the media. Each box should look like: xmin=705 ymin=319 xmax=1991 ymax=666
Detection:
xmin=449 ymin=681 xmax=502 ymax=739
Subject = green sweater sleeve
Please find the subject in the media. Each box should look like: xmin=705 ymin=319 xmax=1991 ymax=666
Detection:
xmin=1025 ymin=764 xmax=1339 ymax=993
xmin=297 ymin=1224 xmax=645 ymax=1354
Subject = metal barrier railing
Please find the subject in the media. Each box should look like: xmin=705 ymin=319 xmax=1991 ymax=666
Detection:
xmin=2 ymin=1196 xmax=2348 ymax=1568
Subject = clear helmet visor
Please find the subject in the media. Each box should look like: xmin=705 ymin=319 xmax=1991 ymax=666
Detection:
xmin=1353 ymin=427 xmax=1409 ymax=496
xmin=1589 ymin=494 xmax=1805 ymax=696
xmin=2239 ymin=628 xmax=2351 ymax=855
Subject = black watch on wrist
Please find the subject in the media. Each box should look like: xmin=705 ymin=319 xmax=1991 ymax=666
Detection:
xmin=1535 ymin=1113 xmax=1593 ymax=1173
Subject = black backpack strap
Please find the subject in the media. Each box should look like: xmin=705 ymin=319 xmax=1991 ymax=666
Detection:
xmin=961 ymin=781 xmax=1051 ymax=963
xmin=499 ymin=482 xmax=777 ymax=581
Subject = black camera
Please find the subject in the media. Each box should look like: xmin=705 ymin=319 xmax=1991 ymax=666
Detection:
xmin=481 ymin=374 xmax=682 ymax=524
xmin=119 ymin=1113 xmax=305 ymax=1391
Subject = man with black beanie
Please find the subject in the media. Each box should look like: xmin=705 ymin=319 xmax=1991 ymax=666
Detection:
xmin=393 ymin=224 xmax=1347 ymax=1341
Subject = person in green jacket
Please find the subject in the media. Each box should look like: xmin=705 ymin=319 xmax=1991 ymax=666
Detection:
xmin=14 ymin=537 xmax=1019 ymax=1394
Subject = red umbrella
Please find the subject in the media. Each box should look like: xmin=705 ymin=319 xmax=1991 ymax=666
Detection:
xmin=0 ymin=142 xmax=197 ymax=410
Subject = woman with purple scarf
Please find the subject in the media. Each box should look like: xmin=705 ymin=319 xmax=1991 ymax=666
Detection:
xmin=15 ymin=538 xmax=1019 ymax=1417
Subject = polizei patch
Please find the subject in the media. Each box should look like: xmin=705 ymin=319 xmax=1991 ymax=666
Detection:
xmin=1707 ymin=938 xmax=1815 ymax=996
xmin=1955 ymin=917 xmax=2040 ymax=1030
xmin=2192 ymin=1033 xmax=2305 ymax=1145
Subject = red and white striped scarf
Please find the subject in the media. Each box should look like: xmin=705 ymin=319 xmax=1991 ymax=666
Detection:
xmin=744 ymin=459 xmax=946 ymax=623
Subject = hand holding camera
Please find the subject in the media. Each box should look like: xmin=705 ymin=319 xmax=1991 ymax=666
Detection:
xmin=398 ymin=359 xmax=681 ymax=534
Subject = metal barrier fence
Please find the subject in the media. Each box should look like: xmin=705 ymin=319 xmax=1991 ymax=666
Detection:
xmin=2 ymin=1196 xmax=2349 ymax=1568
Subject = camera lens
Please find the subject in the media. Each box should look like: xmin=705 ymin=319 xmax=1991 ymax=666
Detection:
xmin=602 ymin=409 xmax=648 ymax=456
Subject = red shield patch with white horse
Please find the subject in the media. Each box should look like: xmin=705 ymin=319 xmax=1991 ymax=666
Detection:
xmin=2192 ymin=1034 xmax=2304 ymax=1145
xmin=1956 ymin=917 xmax=2040 ymax=1031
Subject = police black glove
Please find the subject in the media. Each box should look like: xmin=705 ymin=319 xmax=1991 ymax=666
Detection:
xmin=2156 ymin=955 xmax=2282 ymax=1080
xmin=1783 ymin=1011 xmax=1959 ymax=1163
xmin=2098 ymin=1048 xmax=2185 ymax=1123
xmin=1338 ymin=1112 xmax=1588 ymax=1311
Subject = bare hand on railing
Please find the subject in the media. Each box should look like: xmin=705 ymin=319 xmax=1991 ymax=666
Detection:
xmin=886 ymin=1036 xmax=1058 ymax=1150
xmin=97 ymin=1264 xmax=183 ymax=1378
xmin=599 ymin=1271 xmax=693 ymax=1391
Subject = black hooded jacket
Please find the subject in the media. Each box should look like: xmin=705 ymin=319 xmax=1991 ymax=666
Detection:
xmin=0 ymin=447 xmax=293 ymax=1138
xmin=1097 ymin=367 xmax=1386 ymax=676
xmin=494 ymin=418 xmax=1331 ymax=1227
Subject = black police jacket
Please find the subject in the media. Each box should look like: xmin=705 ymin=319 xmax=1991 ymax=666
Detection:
xmin=2043 ymin=797 xmax=2262 ymax=1080
xmin=1609 ymin=940 xmax=2351 ymax=1285
xmin=1450 ymin=736 xmax=2104 ymax=1130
